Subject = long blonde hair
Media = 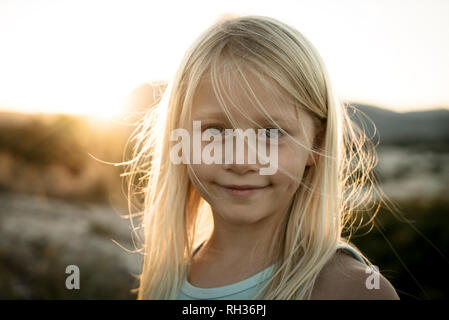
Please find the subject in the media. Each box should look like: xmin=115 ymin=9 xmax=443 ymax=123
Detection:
xmin=122 ymin=15 xmax=386 ymax=300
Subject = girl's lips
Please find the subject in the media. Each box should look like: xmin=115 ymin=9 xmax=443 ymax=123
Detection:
xmin=217 ymin=184 xmax=271 ymax=197
xmin=222 ymin=184 xmax=268 ymax=190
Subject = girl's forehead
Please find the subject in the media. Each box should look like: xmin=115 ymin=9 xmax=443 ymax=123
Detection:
xmin=191 ymin=76 xmax=300 ymax=123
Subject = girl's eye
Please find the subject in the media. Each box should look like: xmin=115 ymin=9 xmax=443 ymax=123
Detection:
xmin=203 ymin=126 xmax=224 ymax=136
xmin=204 ymin=126 xmax=283 ymax=139
xmin=262 ymin=128 xmax=283 ymax=139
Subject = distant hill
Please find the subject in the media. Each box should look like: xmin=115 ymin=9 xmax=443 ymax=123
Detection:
xmin=2 ymin=80 xmax=447 ymax=146
xmin=348 ymin=103 xmax=449 ymax=144
xmin=120 ymin=83 xmax=449 ymax=145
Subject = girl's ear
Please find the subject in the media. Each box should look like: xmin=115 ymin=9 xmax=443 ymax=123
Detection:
xmin=307 ymin=123 xmax=326 ymax=167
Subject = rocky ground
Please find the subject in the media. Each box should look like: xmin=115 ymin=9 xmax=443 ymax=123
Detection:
xmin=0 ymin=144 xmax=448 ymax=299
xmin=0 ymin=192 xmax=141 ymax=299
xmin=376 ymin=145 xmax=449 ymax=203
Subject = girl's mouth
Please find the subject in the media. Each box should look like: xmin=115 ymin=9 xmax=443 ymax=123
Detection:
xmin=217 ymin=184 xmax=271 ymax=197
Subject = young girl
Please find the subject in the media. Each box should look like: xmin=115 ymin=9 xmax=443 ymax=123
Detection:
xmin=124 ymin=15 xmax=399 ymax=300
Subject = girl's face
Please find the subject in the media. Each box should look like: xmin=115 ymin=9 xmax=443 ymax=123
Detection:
xmin=188 ymin=75 xmax=319 ymax=226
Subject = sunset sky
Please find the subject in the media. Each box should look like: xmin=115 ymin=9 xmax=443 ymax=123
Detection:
xmin=0 ymin=0 xmax=448 ymax=118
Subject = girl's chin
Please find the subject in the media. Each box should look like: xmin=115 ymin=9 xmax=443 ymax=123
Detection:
xmin=213 ymin=207 xmax=271 ymax=225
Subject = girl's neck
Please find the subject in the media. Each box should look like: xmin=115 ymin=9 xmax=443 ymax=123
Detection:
xmin=195 ymin=219 xmax=285 ymax=272
xmin=189 ymin=235 xmax=282 ymax=288
xmin=188 ymin=208 xmax=288 ymax=288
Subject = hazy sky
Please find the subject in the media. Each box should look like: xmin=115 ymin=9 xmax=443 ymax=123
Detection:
xmin=0 ymin=0 xmax=448 ymax=117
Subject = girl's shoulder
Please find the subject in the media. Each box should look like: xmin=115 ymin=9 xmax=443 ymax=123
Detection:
xmin=310 ymin=249 xmax=400 ymax=300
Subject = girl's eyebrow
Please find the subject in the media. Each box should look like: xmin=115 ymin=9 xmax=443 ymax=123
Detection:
xmin=192 ymin=111 xmax=293 ymax=126
xmin=191 ymin=109 xmax=226 ymax=120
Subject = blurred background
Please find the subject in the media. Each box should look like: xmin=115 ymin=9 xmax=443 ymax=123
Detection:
xmin=0 ymin=0 xmax=448 ymax=299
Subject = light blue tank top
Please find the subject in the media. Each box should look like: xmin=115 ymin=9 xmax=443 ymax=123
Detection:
xmin=177 ymin=243 xmax=366 ymax=300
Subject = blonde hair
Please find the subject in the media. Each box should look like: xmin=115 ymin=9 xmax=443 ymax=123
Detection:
xmin=122 ymin=15 xmax=387 ymax=300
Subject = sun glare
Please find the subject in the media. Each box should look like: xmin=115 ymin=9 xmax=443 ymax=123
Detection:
xmin=0 ymin=1 xmax=448 ymax=115
xmin=0 ymin=82 xmax=133 ymax=119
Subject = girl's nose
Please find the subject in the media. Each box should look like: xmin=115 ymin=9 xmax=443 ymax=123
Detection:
xmin=221 ymin=130 xmax=261 ymax=174
xmin=222 ymin=161 xmax=260 ymax=175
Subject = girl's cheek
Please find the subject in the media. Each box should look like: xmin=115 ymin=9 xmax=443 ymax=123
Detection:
xmin=277 ymin=145 xmax=309 ymax=182
xmin=190 ymin=163 xmax=219 ymax=182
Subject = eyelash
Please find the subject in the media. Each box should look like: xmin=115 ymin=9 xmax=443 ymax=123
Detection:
xmin=202 ymin=125 xmax=285 ymax=139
